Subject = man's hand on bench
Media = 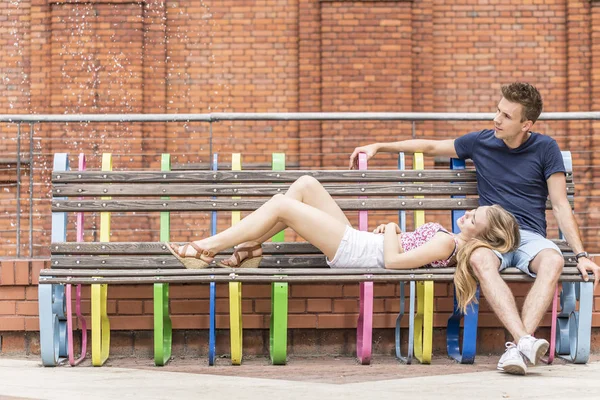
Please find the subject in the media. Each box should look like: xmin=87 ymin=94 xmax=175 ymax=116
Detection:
xmin=576 ymin=256 xmax=600 ymax=289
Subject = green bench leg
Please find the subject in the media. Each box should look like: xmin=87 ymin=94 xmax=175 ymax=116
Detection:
xmin=270 ymin=282 xmax=288 ymax=364
xmin=154 ymin=283 xmax=172 ymax=366
xmin=154 ymin=154 xmax=173 ymax=366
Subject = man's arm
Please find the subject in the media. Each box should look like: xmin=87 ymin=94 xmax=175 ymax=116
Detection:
xmin=547 ymin=173 xmax=600 ymax=287
xmin=349 ymin=139 xmax=458 ymax=169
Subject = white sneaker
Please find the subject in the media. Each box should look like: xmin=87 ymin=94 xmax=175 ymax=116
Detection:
xmin=497 ymin=342 xmax=527 ymax=375
xmin=517 ymin=335 xmax=549 ymax=365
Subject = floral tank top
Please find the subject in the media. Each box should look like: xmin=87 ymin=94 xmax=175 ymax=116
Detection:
xmin=400 ymin=222 xmax=458 ymax=267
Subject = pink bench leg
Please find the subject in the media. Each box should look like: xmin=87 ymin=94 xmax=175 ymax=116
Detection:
xmin=541 ymin=284 xmax=558 ymax=364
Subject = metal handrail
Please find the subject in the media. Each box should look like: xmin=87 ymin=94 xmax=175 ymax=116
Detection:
xmin=1 ymin=111 xmax=600 ymax=123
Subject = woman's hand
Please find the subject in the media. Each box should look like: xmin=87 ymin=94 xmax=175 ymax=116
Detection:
xmin=385 ymin=222 xmax=401 ymax=234
xmin=373 ymin=223 xmax=401 ymax=234
xmin=373 ymin=224 xmax=387 ymax=234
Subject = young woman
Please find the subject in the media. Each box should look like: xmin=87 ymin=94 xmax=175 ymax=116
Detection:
xmin=168 ymin=175 xmax=520 ymax=311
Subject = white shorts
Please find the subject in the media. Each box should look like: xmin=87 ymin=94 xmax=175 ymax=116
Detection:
xmin=327 ymin=226 xmax=385 ymax=269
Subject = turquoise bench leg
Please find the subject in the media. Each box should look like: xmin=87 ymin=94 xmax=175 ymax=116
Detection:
xmin=556 ymin=282 xmax=592 ymax=363
xmin=395 ymin=281 xmax=415 ymax=364
xmin=39 ymin=284 xmax=61 ymax=366
xmin=40 ymin=153 xmax=70 ymax=366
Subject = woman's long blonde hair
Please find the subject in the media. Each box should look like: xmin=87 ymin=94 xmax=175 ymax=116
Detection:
xmin=454 ymin=205 xmax=520 ymax=313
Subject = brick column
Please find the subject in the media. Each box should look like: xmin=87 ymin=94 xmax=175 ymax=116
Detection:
xmin=298 ymin=0 xmax=322 ymax=168
xmin=142 ymin=0 xmax=167 ymax=167
xmin=590 ymin=0 xmax=600 ymax=252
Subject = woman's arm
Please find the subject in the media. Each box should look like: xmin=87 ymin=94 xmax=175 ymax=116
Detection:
xmin=383 ymin=223 xmax=455 ymax=270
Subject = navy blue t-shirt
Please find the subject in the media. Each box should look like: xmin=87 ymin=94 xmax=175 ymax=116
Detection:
xmin=454 ymin=129 xmax=565 ymax=236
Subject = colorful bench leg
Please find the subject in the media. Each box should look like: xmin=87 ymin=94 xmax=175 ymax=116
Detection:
xmin=447 ymin=287 xmax=479 ymax=364
xmin=356 ymin=153 xmax=373 ymax=365
xmin=269 ymin=153 xmax=288 ymax=365
xmin=67 ymin=153 xmax=88 ymax=366
xmin=40 ymin=153 xmax=69 ymax=366
xmin=541 ymin=285 xmax=558 ymax=364
xmin=208 ymin=153 xmax=218 ymax=366
xmin=39 ymin=283 xmax=62 ymax=366
xmin=446 ymin=157 xmax=478 ymax=364
xmin=395 ymin=281 xmax=415 ymax=364
xmin=546 ymin=150 xmax=579 ymax=363
xmin=412 ymin=153 xmax=433 ymax=364
xmin=91 ymin=283 xmax=110 ymax=366
xmin=209 ymin=281 xmax=216 ymax=365
xmin=556 ymin=282 xmax=592 ymax=363
xmin=229 ymin=153 xmax=243 ymax=365
xmin=92 ymin=153 xmax=112 ymax=366
xmin=414 ymin=281 xmax=434 ymax=364
xmin=270 ymin=282 xmax=288 ymax=364
xmin=154 ymin=154 xmax=173 ymax=366
xmin=229 ymin=282 xmax=243 ymax=365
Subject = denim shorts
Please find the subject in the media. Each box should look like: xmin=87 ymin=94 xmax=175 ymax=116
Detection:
xmin=493 ymin=229 xmax=562 ymax=278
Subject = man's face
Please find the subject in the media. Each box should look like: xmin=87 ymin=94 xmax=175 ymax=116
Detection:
xmin=493 ymin=97 xmax=530 ymax=141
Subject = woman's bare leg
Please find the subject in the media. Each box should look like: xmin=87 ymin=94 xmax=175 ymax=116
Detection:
xmin=219 ymin=175 xmax=351 ymax=264
xmin=176 ymin=193 xmax=348 ymax=260
xmin=253 ymin=175 xmax=351 ymax=243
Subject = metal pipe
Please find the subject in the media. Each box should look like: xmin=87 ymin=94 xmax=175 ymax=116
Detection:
xmin=0 ymin=111 xmax=599 ymax=123
xmin=29 ymin=123 xmax=34 ymax=257
xmin=16 ymin=123 xmax=21 ymax=257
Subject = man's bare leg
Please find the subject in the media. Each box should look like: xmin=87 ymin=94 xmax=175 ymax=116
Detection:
xmin=521 ymin=249 xmax=564 ymax=334
xmin=470 ymin=247 xmax=529 ymax=342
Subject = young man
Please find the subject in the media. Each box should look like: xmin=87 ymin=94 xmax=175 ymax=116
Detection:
xmin=349 ymin=82 xmax=599 ymax=375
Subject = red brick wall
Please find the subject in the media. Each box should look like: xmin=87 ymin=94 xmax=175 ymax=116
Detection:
xmin=1 ymin=0 xmax=600 ymax=352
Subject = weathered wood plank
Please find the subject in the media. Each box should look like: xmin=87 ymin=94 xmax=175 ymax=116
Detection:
xmin=38 ymin=273 xmax=588 ymax=285
xmin=53 ymin=183 xmax=501 ymax=197
xmin=52 ymin=170 xmax=480 ymax=183
xmin=40 ymin=266 xmax=585 ymax=277
xmin=52 ymin=169 xmax=573 ymax=184
xmin=52 ymin=197 xmax=572 ymax=212
xmin=50 ymin=240 xmax=573 ymax=254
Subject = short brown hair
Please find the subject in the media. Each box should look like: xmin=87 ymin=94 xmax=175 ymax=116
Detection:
xmin=501 ymin=82 xmax=543 ymax=123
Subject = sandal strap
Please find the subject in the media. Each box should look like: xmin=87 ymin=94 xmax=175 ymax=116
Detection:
xmin=234 ymin=244 xmax=262 ymax=253
xmin=190 ymin=242 xmax=214 ymax=258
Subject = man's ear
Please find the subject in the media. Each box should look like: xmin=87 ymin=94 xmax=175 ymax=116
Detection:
xmin=521 ymin=120 xmax=533 ymax=132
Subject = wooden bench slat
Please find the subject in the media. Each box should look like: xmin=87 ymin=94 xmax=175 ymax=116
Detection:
xmin=38 ymin=273 xmax=587 ymax=285
xmin=52 ymin=197 xmax=571 ymax=212
xmin=53 ymin=170 xmax=480 ymax=183
xmin=50 ymin=240 xmax=574 ymax=254
xmin=51 ymin=242 xmax=325 ymax=254
xmin=48 ymin=254 xmax=578 ymax=269
xmin=39 ymin=266 xmax=586 ymax=277
xmin=52 ymin=169 xmax=573 ymax=184
xmin=52 ymin=183 xmax=489 ymax=197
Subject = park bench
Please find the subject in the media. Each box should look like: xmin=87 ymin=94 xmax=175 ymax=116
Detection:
xmin=38 ymin=151 xmax=593 ymax=367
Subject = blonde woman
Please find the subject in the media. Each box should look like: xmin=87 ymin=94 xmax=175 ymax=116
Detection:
xmin=169 ymin=175 xmax=519 ymax=312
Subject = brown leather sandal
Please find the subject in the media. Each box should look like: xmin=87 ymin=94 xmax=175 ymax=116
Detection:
xmin=217 ymin=243 xmax=263 ymax=268
xmin=166 ymin=242 xmax=215 ymax=269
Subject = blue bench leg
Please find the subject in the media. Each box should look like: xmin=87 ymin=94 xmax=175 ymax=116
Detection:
xmin=39 ymin=284 xmax=67 ymax=366
xmin=208 ymin=281 xmax=216 ymax=366
xmin=556 ymin=282 xmax=592 ymax=363
xmin=447 ymin=286 xmax=479 ymax=364
xmin=395 ymin=281 xmax=415 ymax=364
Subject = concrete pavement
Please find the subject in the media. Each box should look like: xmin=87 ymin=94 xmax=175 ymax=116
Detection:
xmin=0 ymin=357 xmax=599 ymax=400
